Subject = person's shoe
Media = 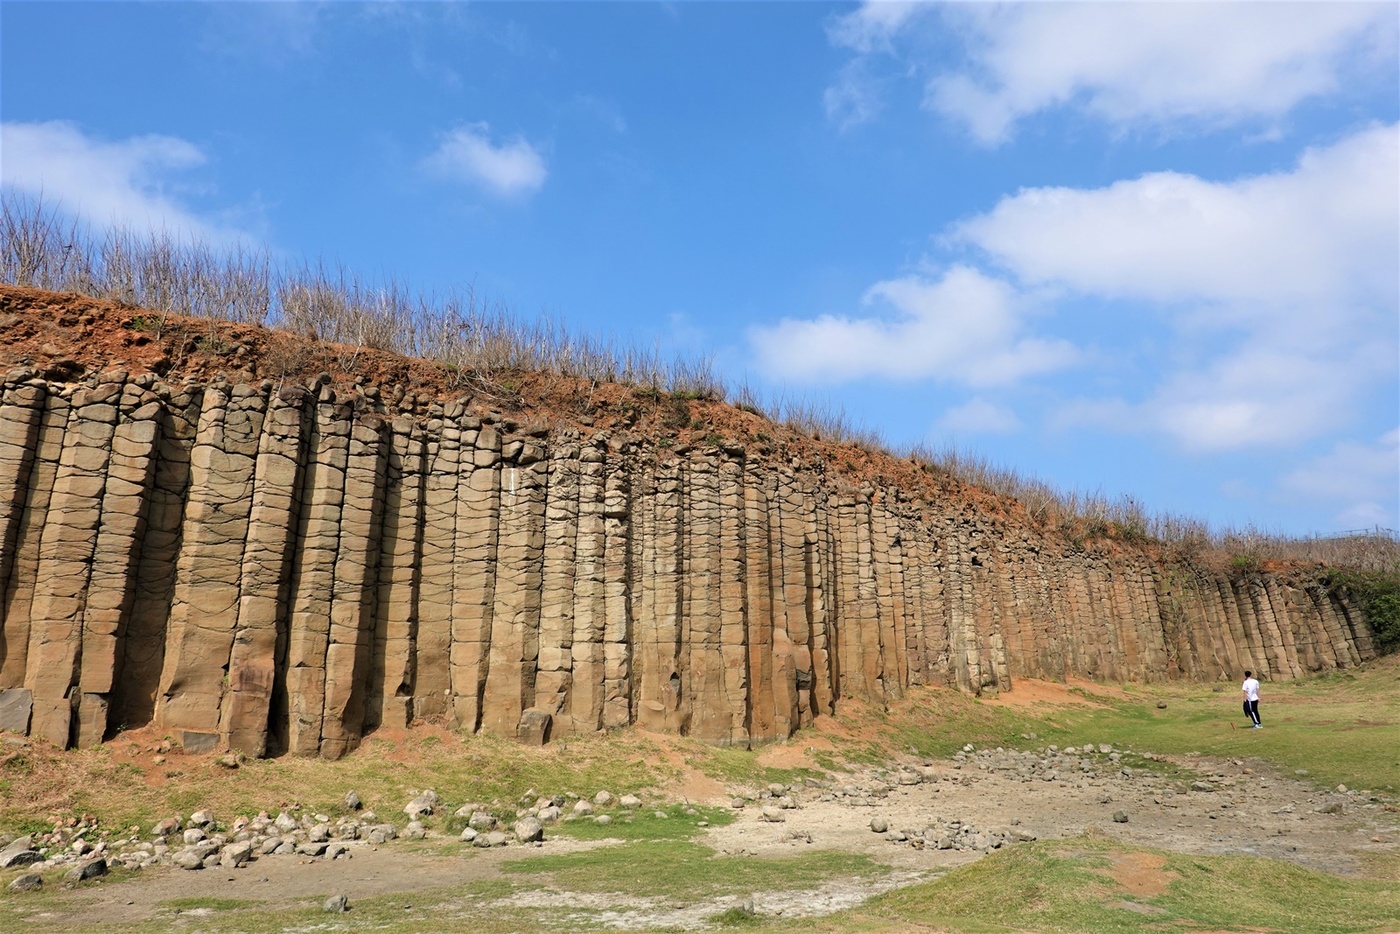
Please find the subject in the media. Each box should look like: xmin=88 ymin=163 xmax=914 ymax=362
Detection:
xmin=1252 ymin=724 xmax=1261 ymax=729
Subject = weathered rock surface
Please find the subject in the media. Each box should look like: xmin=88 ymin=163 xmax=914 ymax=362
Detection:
xmin=0 ymin=288 xmax=1382 ymax=756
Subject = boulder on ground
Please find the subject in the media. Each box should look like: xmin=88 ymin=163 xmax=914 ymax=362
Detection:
xmin=65 ymin=859 xmax=108 ymax=883
xmin=516 ymin=708 xmax=552 ymax=746
xmin=404 ymin=791 xmax=438 ymax=819
xmin=514 ymin=817 xmax=544 ymax=843
xmin=7 ymin=873 xmax=42 ymax=892
xmin=0 ymin=835 xmax=40 ymax=868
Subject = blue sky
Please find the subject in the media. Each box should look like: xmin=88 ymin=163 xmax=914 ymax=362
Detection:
xmin=2 ymin=1 xmax=1397 ymax=537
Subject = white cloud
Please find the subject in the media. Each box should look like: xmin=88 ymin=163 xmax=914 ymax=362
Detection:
xmin=826 ymin=1 xmax=921 ymax=55
xmin=824 ymin=60 xmax=884 ymax=131
xmin=937 ymin=397 xmax=1021 ymax=435
xmin=1282 ymin=429 xmax=1400 ymax=529
xmin=424 ymin=124 xmax=547 ymax=198
xmin=956 ymin=124 xmax=1398 ymax=452
xmin=955 ymin=124 xmax=1399 ymax=327
xmin=0 ymin=120 xmax=237 ymax=240
xmin=828 ymin=2 xmax=1396 ymax=143
xmin=1148 ymin=347 xmax=1365 ymax=453
xmin=747 ymin=265 xmax=1077 ymax=386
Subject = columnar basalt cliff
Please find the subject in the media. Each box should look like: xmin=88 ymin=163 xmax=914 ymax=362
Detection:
xmin=0 ymin=288 xmax=1380 ymax=756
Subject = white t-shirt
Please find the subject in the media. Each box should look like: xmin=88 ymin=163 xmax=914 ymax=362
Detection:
xmin=1242 ymin=677 xmax=1260 ymax=702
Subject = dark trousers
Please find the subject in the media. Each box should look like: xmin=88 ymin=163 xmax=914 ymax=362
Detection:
xmin=1243 ymin=699 xmax=1260 ymax=726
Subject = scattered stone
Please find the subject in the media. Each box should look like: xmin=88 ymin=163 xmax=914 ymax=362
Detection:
xmin=344 ymin=791 xmax=362 ymax=811
xmin=174 ymin=849 xmax=205 ymax=870
xmin=594 ymin=791 xmax=614 ymax=807
xmin=324 ymin=894 xmax=349 ymax=913
xmin=515 ymin=707 xmax=552 ymax=746
xmin=619 ymin=794 xmax=642 ymax=809
xmin=404 ymin=791 xmax=438 ymax=819
xmin=65 ymin=858 xmax=108 ymax=883
xmin=759 ymin=807 xmax=785 ymax=823
xmin=217 ymin=754 xmax=240 ymax=769
xmin=0 ymin=835 xmax=41 ymax=868
xmin=595 ymin=815 xmax=612 ymax=826
xmin=869 ymin=817 xmax=889 ymax=834
xmin=514 ymin=818 xmax=543 ymax=843
xmin=1112 ymin=811 xmax=1129 ymax=823
xmin=7 ymin=873 xmax=42 ymax=892
xmin=220 ymin=842 xmax=254 ymax=868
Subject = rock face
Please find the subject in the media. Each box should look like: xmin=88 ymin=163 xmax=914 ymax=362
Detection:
xmin=0 ymin=294 xmax=1382 ymax=756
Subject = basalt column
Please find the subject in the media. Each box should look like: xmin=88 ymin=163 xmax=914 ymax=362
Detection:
xmin=75 ymin=381 xmax=161 ymax=745
xmin=113 ymin=382 xmax=202 ymax=730
xmin=481 ymin=435 xmax=547 ymax=738
xmin=0 ymin=379 xmax=53 ymax=692
xmin=601 ymin=452 xmax=633 ymax=730
xmin=0 ymin=380 xmax=45 ymax=646
xmin=566 ymin=439 xmax=607 ymax=734
xmin=281 ymin=385 xmax=351 ymax=756
xmin=220 ymin=386 xmax=310 ymax=757
xmin=366 ymin=416 xmax=426 ymax=731
xmin=716 ymin=455 xmax=748 ymax=746
xmin=412 ymin=407 xmax=462 ymax=719
xmin=533 ymin=440 xmax=579 ymax=722
xmin=634 ymin=457 xmax=685 ymax=734
xmin=450 ymin=420 xmax=501 ymax=731
xmin=318 ymin=407 xmax=388 ymax=758
xmin=25 ymin=383 xmax=120 ymax=746
xmin=154 ymin=382 xmax=268 ymax=747
xmin=683 ymin=453 xmax=730 ymax=742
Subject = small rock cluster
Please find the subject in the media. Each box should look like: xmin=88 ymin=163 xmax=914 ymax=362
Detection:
xmin=869 ymin=815 xmax=1038 ymax=852
xmin=0 ymin=785 xmax=647 ymax=892
xmin=956 ymin=743 xmax=1142 ymax=784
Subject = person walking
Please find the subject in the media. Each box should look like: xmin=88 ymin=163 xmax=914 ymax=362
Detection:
xmin=1241 ymin=670 xmax=1262 ymax=729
